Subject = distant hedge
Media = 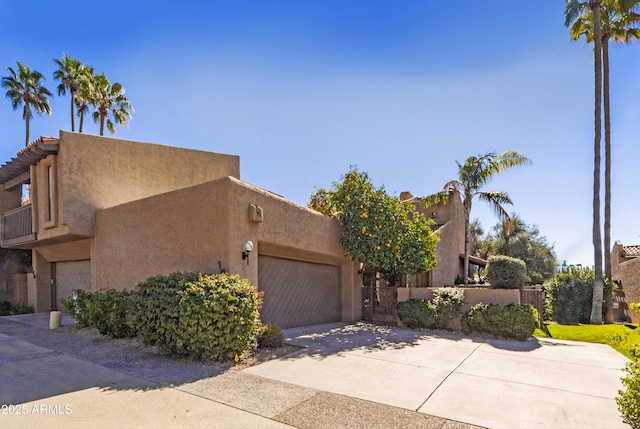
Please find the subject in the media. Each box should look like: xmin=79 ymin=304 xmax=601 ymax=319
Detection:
xmin=486 ymin=255 xmax=526 ymax=289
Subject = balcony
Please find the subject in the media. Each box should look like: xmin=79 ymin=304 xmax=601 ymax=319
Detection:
xmin=1 ymin=205 xmax=36 ymax=246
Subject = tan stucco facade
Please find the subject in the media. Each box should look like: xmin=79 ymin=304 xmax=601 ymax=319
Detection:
xmin=400 ymin=191 xmax=466 ymax=286
xmin=611 ymin=240 xmax=640 ymax=323
xmin=0 ymin=132 xmax=361 ymax=324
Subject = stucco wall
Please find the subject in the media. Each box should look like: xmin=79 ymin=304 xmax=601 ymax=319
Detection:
xmin=93 ymin=176 xmax=361 ymax=323
xmin=408 ymin=191 xmax=465 ymax=286
xmin=34 ymin=131 xmax=240 ymax=241
xmin=611 ymin=241 xmax=640 ymax=323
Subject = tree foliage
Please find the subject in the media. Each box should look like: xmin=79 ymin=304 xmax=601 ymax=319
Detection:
xmin=308 ymin=167 xmax=439 ymax=275
xmin=422 ymin=150 xmax=531 ymax=286
xmin=474 ymin=214 xmax=557 ymax=284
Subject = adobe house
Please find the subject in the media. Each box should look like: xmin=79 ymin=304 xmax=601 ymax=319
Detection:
xmin=399 ymin=191 xmax=485 ymax=286
xmin=611 ymin=240 xmax=640 ymax=323
xmin=0 ymin=131 xmax=473 ymax=328
xmin=0 ymin=131 xmax=360 ymax=328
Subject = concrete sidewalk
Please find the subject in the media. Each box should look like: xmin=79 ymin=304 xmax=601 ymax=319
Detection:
xmin=246 ymin=323 xmax=631 ymax=429
xmin=0 ymin=314 xmax=631 ymax=428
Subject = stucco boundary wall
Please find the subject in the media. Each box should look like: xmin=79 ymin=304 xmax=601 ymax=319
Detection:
xmin=397 ymin=287 xmax=521 ymax=330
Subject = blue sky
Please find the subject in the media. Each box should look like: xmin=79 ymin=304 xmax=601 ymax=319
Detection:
xmin=1 ymin=1 xmax=639 ymax=267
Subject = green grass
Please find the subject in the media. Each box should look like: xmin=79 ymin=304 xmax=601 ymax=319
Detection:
xmin=534 ymin=323 xmax=640 ymax=360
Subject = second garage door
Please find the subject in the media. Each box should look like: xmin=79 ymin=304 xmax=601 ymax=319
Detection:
xmin=54 ymin=260 xmax=91 ymax=311
xmin=258 ymin=256 xmax=341 ymax=329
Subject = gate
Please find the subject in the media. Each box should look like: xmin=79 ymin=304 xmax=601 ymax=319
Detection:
xmin=521 ymin=285 xmax=545 ymax=327
xmin=361 ymin=272 xmax=398 ymax=325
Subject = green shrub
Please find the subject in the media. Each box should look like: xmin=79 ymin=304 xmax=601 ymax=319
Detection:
xmin=84 ymin=289 xmax=136 ymax=338
xmin=618 ymin=345 xmax=640 ymax=428
xmin=397 ymin=299 xmax=437 ymax=329
xmin=462 ymin=303 xmax=538 ymax=341
xmin=486 ymin=255 xmax=526 ymax=289
xmin=134 ymin=272 xmax=263 ymax=361
xmin=61 ymin=289 xmax=92 ymax=328
xmin=397 ymin=287 xmax=464 ymax=330
xmin=0 ymin=300 xmax=34 ymax=316
xmin=257 ymin=324 xmax=284 ymax=349
xmin=543 ymin=267 xmax=595 ymax=324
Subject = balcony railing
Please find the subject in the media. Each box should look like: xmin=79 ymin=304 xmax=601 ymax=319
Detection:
xmin=1 ymin=204 xmax=36 ymax=246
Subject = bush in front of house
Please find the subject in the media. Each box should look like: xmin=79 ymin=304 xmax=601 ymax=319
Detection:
xmin=486 ymin=255 xmax=526 ymax=289
xmin=462 ymin=303 xmax=538 ymax=341
xmin=62 ymin=289 xmax=135 ymax=338
xmin=134 ymin=272 xmax=263 ymax=361
xmin=0 ymin=300 xmax=34 ymax=316
xmin=543 ymin=267 xmax=594 ymax=324
xmin=397 ymin=287 xmax=465 ymax=330
xmin=257 ymin=324 xmax=284 ymax=349
xmin=618 ymin=345 xmax=640 ymax=429
xmin=61 ymin=289 xmax=91 ymax=327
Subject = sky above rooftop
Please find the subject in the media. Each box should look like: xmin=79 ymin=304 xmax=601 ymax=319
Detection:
xmin=1 ymin=1 xmax=638 ymax=267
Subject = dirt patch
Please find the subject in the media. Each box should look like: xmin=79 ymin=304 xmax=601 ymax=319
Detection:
xmin=58 ymin=324 xmax=303 ymax=370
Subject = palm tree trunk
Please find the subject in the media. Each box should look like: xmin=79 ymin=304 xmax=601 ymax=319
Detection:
xmin=603 ymin=36 xmax=614 ymax=324
xmin=70 ymin=91 xmax=76 ymax=132
xmin=463 ymin=198 xmax=471 ymax=287
xmin=100 ymin=115 xmax=105 ymax=136
xmin=79 ymin=110 xmax=84 ymax=133
xmin=24 ymin=104 xmax=30 ymax=147
xmin=590 ymin=0 xmax=604 ymax=325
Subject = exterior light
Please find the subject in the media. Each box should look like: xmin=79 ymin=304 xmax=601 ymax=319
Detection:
xmin=242 ymin=241 xmax=254 ymax=265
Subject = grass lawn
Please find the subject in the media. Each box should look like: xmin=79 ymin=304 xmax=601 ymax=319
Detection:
xmin=534 ymin=323 xmax=640 ymax=360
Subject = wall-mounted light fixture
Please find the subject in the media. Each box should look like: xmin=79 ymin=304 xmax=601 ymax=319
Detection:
xmin=241 ymin=241 xmax=254 ymax=265
xmin=358 ymin=262 xmax=364 ymax=275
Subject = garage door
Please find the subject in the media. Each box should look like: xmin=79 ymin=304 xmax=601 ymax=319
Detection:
xmin=258 ymin=256 xmax=341 ymax=329
xmin=54 ymin=260 xmax=91 ymax=311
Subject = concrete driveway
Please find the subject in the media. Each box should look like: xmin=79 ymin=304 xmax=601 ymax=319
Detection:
xmin=246 ymin=323 xmax=631 ymax=429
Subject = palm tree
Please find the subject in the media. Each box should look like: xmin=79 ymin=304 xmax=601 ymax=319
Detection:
xmin=422 ymin=150 xmax=531 ymax=286
xmin=89 ymin=73 xmax=134 ymax=136
xmin=565 ymin=0 xmax=638 ymax=323
xmin=2 ymin=62 xmax=52 ymax=146
xmin=75 ymin=65 xmax=95 ymax=133
xmin=53 ymin=54 xmax=86 ymax=132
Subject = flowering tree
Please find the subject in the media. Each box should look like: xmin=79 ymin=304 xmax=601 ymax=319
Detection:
xmin=309 ymin=167 xmax=438 ymax=275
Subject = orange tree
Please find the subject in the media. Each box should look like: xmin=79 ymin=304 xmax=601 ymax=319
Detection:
xmin=309 ymin=167 xmax=438 ymax=275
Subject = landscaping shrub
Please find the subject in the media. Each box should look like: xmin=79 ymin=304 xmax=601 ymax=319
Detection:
xmin=543 ymin=267 xmax=595 ymax=324
xmin=61 ymin=289 xmax=92 ymax=328
xmin=485 ymin=255 xmax=526 ymax=289
xmin=397 ymin=287 xmax=464 ymax=330
xmin=397 ymin=299 xmax=436 ymax=329
xmin=84 ymin=289 xmax=136 ymax=338
xmin=618 ymin=345 xmax=640 ymax=429
xmin=0 ymin=300 xmax=34 ymax=316
xmin=134 ymin=272 xmax=263 ymax=361
xmin=462 ymin=303 xmax=538 ymax=341
xmin=257 ymin=324 xmax=284 ymax=349
xmin=618 ymin=304 xmax=640 ymax=428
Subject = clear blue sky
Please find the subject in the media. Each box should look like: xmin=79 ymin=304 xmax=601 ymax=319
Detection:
xmin=1 ymin=1 xmax=638 ymax=267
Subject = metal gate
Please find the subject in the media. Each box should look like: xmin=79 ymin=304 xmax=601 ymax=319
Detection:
xmin=361 ymin=272 xmax=398 ymax=325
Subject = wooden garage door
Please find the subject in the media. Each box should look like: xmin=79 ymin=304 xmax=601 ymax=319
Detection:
xmin=258 ymin=256 xmax=341 ymax=329
xmin=54 ymin=260 xmax=91 ymax=311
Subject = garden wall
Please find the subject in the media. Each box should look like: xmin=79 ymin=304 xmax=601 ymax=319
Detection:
xmin=397 ymin=287 xmax=521 ymax=330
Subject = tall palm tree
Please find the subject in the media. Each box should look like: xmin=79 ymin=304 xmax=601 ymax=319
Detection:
xmin=75 ymin=65 xmax=95 ymax=133
xmin=2 ymin=62 xmax=52 ymax=146
xmin=53 ymin=54 xmax=85 ymax=132
xmin=565 ymin=0 xmax=638 ymax=323
xmin=89 ymin=73 xmax=134 ymax=136
xmin=422 ymin=150 xmax=531 ymax=286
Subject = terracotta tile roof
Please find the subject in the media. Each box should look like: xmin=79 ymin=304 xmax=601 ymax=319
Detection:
xmin=623 ymin=245 xmax=640 ymax=258
xmin=0 ymin=136 xmax=58 ymax=184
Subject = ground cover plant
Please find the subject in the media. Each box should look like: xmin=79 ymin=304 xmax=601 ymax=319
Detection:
xmin=0 ymin=300 xmax=33 ymax=316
